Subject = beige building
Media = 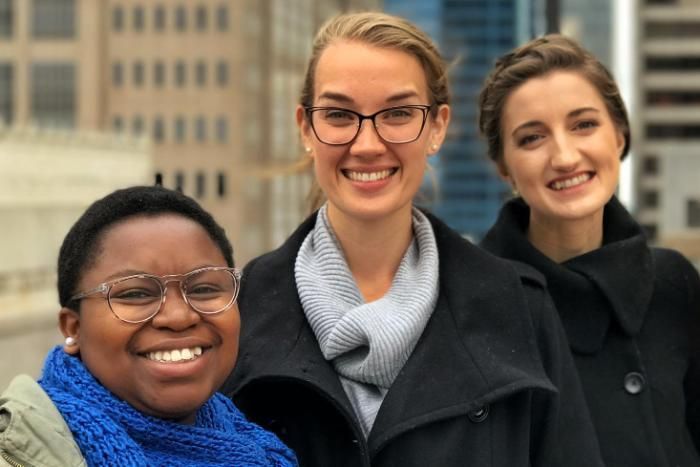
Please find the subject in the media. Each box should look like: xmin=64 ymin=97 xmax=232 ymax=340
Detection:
xmin=635 ymin=0 xmax=700 ymax=266
xmin=0 ymin=0 xmax=380 ymax=265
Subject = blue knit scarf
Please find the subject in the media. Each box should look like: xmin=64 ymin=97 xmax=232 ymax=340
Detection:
xmin=38 ymin=347 xmax=296 ymax=467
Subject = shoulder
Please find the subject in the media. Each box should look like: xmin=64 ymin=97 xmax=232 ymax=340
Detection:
xmin=1 ymin=375 xmax=86 ymax=467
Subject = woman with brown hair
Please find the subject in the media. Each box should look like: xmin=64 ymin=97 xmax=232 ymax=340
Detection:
xmin=223 ymin=13 xmax=604 ymax=467
xmin=479 ymin=34 xmax=700 ymax=466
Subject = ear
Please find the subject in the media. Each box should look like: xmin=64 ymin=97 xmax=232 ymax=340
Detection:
xmin=296 ymin=105 xmax=314 ymax=156
xmin=427 ymin=104 xmax=451 ymax=156
xmin=615 ymin=128 xmax=626 ymax=159
xmin=59 ymin=308 xmax=81 ymax=356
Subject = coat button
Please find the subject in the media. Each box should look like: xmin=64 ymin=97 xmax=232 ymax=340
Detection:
xmin=468 ymin=405 xmax=489 ymax=423
xmin=623 ymin=372 xmax=645 ymax=395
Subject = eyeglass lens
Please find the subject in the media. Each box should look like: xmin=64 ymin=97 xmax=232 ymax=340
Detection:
xmin=107 ymin=269 xmax=237 ymax=322
xmin=310 ymin=106 xmax=427 ymax=144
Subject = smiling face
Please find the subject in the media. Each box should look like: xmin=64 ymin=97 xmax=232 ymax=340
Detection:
xmin=499 ymin=70 xmax=625 ymax=227
xmin=59 ymin=214 xmax=239 ymax=424
xmin=297 ymin=40 xmax=449 ymax=225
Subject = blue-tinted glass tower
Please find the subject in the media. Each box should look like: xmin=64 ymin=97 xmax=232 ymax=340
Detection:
xmin=384 ymin=0 xmax=533 ymax=239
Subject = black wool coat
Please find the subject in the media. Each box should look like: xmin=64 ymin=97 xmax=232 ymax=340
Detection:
xmin=482 ymin=197 xmax=700 ymax=467
xmin=223 ymin=211 xmax=604 ymax=467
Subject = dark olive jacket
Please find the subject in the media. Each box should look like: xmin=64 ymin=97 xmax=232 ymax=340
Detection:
xmin=482 ymin=197 xmax=700 ymax=467
xmin=223 ymin=211 xmax=603 ymax=467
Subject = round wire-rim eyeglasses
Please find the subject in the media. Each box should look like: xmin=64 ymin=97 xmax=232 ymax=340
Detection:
xmin=69 ymin=266 xmax=242 ymax=324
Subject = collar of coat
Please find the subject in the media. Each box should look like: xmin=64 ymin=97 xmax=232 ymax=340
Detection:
xmin=481 ymin=196 xmax=653 ymax=354
xmin=231 ymin=209 xmax=556 ymax=454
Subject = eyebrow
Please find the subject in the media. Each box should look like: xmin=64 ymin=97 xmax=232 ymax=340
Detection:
xmin=510 ymin=107 xmax=601 ymax=136
xmin=316 ymin=90 xmax=421 ymax=106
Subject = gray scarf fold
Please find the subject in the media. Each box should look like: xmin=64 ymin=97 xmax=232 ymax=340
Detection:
xmin=295 ymin=204 xmax=439 ymax=435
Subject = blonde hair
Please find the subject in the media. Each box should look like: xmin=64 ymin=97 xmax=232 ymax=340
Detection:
xmin=478 ymin=34 xmax=630 ymax=165
xmin=300 ymin=11 xmax=451 ymax=212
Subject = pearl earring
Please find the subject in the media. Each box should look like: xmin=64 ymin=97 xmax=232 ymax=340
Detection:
xmin=304 ymin=147 xmax=312 ymax=154
xmin=65 ymin=336 xmax=77 ymax=346
xmin=430 ymin=144 xmax=438 ymax=152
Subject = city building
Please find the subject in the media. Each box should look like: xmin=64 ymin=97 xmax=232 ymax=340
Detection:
xmin=384 ymin=0 xmax=534 ymax=239
xmin=635 ymin=0 xmax=700 ymax=266
xmin=0 ymin=0 xmax=379 ymax=265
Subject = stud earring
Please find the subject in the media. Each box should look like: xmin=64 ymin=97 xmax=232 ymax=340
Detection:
xmin=430 ymin=143 xmax=439 ymax=152
xmin=511 ymin=187 xmax=520 ymax=197
xmin=65 ymin=336 xmax=77 ymax=346
xmin=304 ymin=147 xmax=312 ymax=154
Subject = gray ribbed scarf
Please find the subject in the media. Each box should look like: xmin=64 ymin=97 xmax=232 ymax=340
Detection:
xmin=295 ymin=204 xmax=439 ymax=435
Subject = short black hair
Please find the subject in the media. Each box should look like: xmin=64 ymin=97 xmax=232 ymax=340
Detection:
xmin=58 ymin=185 xmax=234 ymax=309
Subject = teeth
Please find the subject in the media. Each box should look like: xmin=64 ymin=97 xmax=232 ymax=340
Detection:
xmin=551 ymin=173 xmax=591 ymax=191
xmin=146 ymin=346 xmax=203 ymax=363
xmin=346 ymin=169 xmax=393 ymax=182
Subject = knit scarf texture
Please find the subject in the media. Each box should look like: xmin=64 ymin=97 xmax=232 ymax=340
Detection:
xmin=38 ymin=347 xmax=297 ymax=467
xmin=295 ymin=205 xmax=439 ymax=434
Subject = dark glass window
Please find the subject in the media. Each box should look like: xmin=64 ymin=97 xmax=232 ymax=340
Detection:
xmin=217 ymin=172 xmax=227 ymax=198
xmin=175 ymin=61 xmax=186 ymax=87
xmin=175 ymin=171 xmax=185 ymax=192
xmin=33 ymin=0 xmax=74 ymax=38
xmin=642 ymin=156 xmax=659 ymax=175
xmin=196 ymin=172 xmax=206 ymax=198
xmin=154 ymin=61 xmax=165 ymax=86
xmin=641 ymin=223 xmax=658 ymax=241
xmin=113 ymin=6 xmax=124 ymax=31
xmin=31 ymin=62 xmax=75 ymax=128
xmin=133 ymin=61 xmax=145 ymax=86
xmin=216 ymin=61 xmax=228 ymax=86
xmin=154 ymin=172 xmax=163 ymax=186
xmin=0 ymin=63 xmax=13 ymax=125
xmin=112 ymin=115 xmax=123 ymax=132
xmin=195 ymin=61 xmax=206 ymax=86
xmin=174 ymin=115 xmax=186 ymax=142
xmin=196 ymin=5 xmax=207 ymax=31
xmin=216 ymin=116 xmax=228 ymax=143
xmin=175 ymin=5 xmax=187 ymax=31
xmin=132 ymin=115 xmax=144 ymax=136
xmin=112 ymin=62 xmax=123 ymax=86
xmin=216 ymin=5 xmax=228 ymax=31
xmin=647 ymin=90 xmax=700 ymax=105
xmin=154 ymin=5 xmax=166 ymax=31
xmin=195 ymin=115 xmax=207 ymax=142
xmin=688 ymin=199 xmax=700 ymax=227
xmin=133 ymin=6 xmax=144 ymax=32
xmin=642 ymin=190 xmax=659 ymax=208
xmin=647 ymin=124 xmax=700 ymax=139
xmin=646 ymin=21 xmax=700 ymax=38
xmin=0 ymin=0 xmax=13 ymax=37
xmin=153 ymin=116 xmax=165 ymax=143
xmin=646 ymin=56 xmax=700 ymax=71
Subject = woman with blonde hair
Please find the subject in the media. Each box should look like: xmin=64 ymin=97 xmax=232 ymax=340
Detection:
xmin=224 ymin=13 xmax=603 ymax=467
xmin=480 ymin=34 xmax=700 ymax=466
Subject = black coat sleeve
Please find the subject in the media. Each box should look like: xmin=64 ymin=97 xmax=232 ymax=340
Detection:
xmin=682 ymin=256 xmax=700 ymax=450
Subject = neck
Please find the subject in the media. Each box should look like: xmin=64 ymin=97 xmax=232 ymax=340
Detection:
xmin=527 ymin=209 xmax=604 ymax=263
xmin=327 ymin=203 xmax=413 ymax=302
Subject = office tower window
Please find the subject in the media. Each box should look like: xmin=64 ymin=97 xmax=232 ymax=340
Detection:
xmin=647 ymin=124 xmax=700 ymax=139
xmin=153 ymin=61 xmax=165 ymax=87
xmin=195 ymin=61 xmax=207 ymax=86
xmin=175 ymin=171 xmax=185 ymax=192
xmin=33 ymin=0 xmax=74 ymax=38
xmin=31 ymin=62 xmax=75 ymax=128
xmin=112 ymin=62 xmax=123 ymax=86
xmin=0 ymin=63 xmax=12 ymax=125
xmin=175 ymin=61 xmax=186 ymax=87
xmin=132 ymin=115 xmax=144 ymax=136
xmin=642 ymin=155 xmax=659 ymax=175
xmin=642 ymin=190 xmax=659 ymax=208
xmin=196 ymin=5 xmax=207 ymax=31
xmin=133 ymin=61 xmax=145 ymax=87
xmin=647 ymin=90 xmax=700 ymax=105
xmin=646 ymin=56 xmax=700 ymax=72
xmin=154 ymin=5 xmax=166 ymax=31
xmin=217 ymin=172 xmax=227 ymax=198
xmin=174 ymin=115 xmax=186 ymax=143
xmin=216 ymin=5 xmax=228 ymax=31
xmin=195 ymin=115 xmax=207 ymax=142
xmin=646 ymin=21 xmax=700 ymax=38
xmin=153 ymin=116 xmax=165 ymax=143
xmin=688 ymin=199 xmax=700 ymax=227
xmin=133 ymin=6 xmax=144 ymax=32
xmin=0 ymin=0 xmax=12 ymax=37
xmin=112 ymin=115 xmax=123 ymax=132
xmin=216 ymin=116 xmax=228 ymax=143
xmin=113 ymin=6 xmax=124 ymax=31
xmin=216 ymin=61 xmax=228 ymax=86
xmin=196 ymin=172 xmax=206 ymax=198
xmin=175 ymin=5 xmax=187 ymax=31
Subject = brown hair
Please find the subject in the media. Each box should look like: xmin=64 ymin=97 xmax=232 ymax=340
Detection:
xmin=300 ymin=11 xmax=451 ymax=211
xmin=477 ymin=34 xmax=630 ymax=164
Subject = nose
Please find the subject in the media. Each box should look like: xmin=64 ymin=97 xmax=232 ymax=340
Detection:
xmin=550 ymin=133 xmax=581 ymax=171
xmin=150 ymin=284 xmax=200 ymax=331
xmin=350 ymin=118 xmax=386 ymax=155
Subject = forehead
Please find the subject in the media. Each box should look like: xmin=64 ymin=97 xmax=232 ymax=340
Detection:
xmin=314 ymin=40 xmax=430 ymax=105
xmin=503 ymin=70 xmax=607 ymax=125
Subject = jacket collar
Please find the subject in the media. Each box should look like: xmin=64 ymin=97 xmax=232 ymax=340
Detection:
xmin=481 ymin=197 xmax=653 ymax=354
xmin=237 ymin=210 xmax=555 ymax=455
